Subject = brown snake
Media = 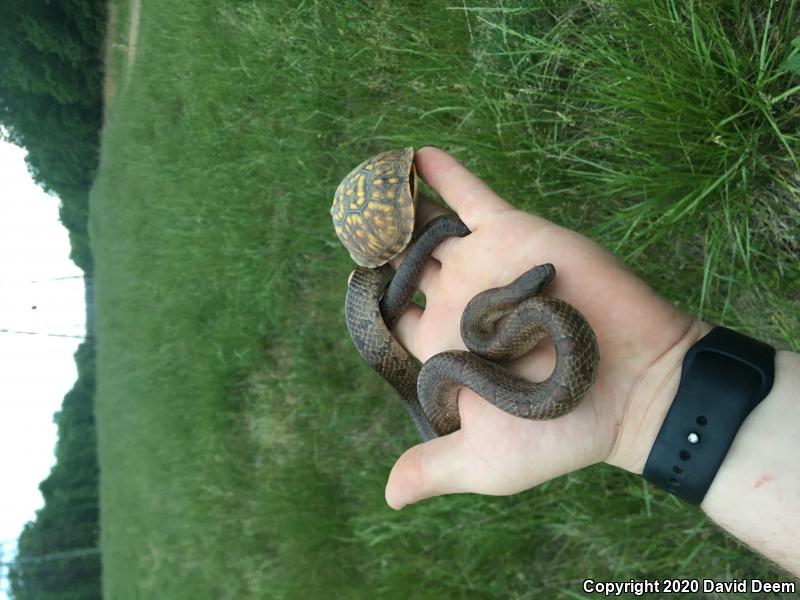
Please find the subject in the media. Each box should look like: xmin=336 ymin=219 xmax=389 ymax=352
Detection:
xmin=344 ymin=213 xmax=599 ymax=442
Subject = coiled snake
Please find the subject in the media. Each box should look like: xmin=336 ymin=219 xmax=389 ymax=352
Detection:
xmin=332 ymin=148 xmax=599 ymax=442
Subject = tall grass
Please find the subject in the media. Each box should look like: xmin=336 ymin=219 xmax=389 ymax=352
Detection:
xmin=91 ymin=0 xmax=798 ymax=597
xmin=460 ymin=1 xmax=799 ymax=326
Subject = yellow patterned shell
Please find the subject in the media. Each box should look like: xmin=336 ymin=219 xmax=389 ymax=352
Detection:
xmin=331 ymin=147 xmax=417 ymax=268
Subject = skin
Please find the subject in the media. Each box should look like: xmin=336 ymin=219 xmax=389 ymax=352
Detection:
xmin=371 ymin=146 xmax=800 ymax=576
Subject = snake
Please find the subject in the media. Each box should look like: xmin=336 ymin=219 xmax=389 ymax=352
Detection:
xmin=344 ymin=213 xmax=599 ymax=442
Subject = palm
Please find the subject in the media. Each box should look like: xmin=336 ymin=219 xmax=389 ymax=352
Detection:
xmin=384 ymin=147 xmax=694 ymax=507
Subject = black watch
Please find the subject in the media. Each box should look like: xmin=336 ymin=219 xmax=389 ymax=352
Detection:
xmin=642 ymin=326 xmax=775 ymax=505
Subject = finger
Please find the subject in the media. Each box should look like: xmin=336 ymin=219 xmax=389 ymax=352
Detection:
xmin=388 ymin=192 xmax=450 ymax=297
xmin=389 ymin=192 xmax=450 ymax=267
xmin=415 ymin=194 xmax=466 ymax=264
xmin=414 ymin=146 xmax=514 ymax=230
xmin=388 ymin=246 xmax=442 ymax=298
xmin=415 ymin=191 xmax=450 ymax=224
xmin=414 ymin=258 xmax=441 ymax=297
xmin=388 ymin=303 xmax=424 ymax=356
xmin=385 ymin=430 xmax=470 ymax=509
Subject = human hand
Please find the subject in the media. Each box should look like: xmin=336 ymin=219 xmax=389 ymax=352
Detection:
xmin=384 ymin=146 xmax=709 ymax=509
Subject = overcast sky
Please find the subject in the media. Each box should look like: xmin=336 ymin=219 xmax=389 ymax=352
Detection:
xmin=0 ymin=139 xmax=86 ymax=597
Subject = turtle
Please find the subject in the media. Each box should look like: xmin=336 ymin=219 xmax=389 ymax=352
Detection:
xmin=330 ymin=147 xmax=417 ymax=268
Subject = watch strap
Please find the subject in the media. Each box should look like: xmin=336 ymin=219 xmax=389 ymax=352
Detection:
xmin=642 ymin=326 xmax=775 ymax=505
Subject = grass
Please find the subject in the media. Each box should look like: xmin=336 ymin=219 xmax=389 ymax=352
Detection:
xmin=91 ymin=0 xmax=799 ymax=598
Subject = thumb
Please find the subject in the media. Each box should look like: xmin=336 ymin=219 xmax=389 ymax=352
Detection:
xmin=385 ymin=432 xmax=470 ymax=510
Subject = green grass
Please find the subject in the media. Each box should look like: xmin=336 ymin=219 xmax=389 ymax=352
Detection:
xmin=90 ymin=0 xmax=799 ymax=598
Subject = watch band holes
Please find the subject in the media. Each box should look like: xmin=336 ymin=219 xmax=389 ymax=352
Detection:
xmin=668 ymin=477 xmax=678 ymax=485
xmin=679 ymin=450 xmax=691 ymax=461
xmin=673 ymin=465 xmax=683 ymax=474
xmin=696 ymin=415 xmax=708 ymax=426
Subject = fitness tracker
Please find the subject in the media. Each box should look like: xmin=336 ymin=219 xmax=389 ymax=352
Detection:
xmin=643 ymin=326 xmax=775 ymax=505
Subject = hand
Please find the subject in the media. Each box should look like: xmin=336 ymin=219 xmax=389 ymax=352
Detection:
xmin=384 ymin=146 xmax=709 ymax=509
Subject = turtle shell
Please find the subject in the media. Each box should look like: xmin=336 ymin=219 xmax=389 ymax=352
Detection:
xmin=331 ymin=147 xmax=417 ymax=268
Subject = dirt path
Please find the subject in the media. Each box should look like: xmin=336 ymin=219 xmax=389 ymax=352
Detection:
xmin=102 ymin=0 xmax=142 ymax=114
xmin=126 ymin=0 xmax=141 ymax=80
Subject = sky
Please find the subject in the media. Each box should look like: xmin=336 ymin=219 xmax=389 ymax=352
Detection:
xmin=0 ymin=139 xmax=87 ymax=597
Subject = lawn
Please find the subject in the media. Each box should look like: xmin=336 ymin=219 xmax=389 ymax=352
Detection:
xmin=90 ymin=1 xmax=799 ymax=598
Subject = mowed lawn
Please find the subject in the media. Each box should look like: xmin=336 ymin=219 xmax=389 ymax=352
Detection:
xmin=90 ymin=1 xmax=799 ymax=598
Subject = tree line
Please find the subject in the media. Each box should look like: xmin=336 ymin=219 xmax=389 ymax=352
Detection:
xmin=0 ymin=0 xmax=107 ymax=273
xmin=7 ymin=340 xmax=100 ymax=600
xmin=1 ymin=1 xmax=106 ymax=597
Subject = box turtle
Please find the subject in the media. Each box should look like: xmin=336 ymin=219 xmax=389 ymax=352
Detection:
xmin=330 ymin=147 xmax=417 ymax=268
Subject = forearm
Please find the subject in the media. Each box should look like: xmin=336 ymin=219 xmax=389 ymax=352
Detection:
xmin=701 ymin=350 xmax=800 ymax=575
xmin=608 ymin=324 xmax=800 ymax=576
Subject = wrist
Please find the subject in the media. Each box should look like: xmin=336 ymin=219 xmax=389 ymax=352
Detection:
xmin=605 ymin=318 xmax=712 ymax=474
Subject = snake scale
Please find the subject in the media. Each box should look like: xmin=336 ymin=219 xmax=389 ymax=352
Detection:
xmin=333 ymin=148 xmax=599 ymax=442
